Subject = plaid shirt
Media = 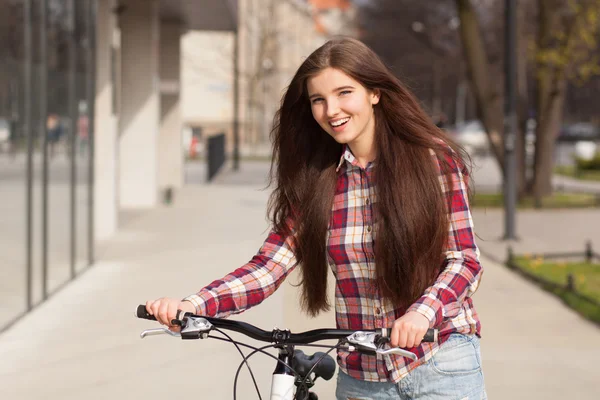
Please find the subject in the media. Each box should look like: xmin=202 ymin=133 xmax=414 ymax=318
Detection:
xmin=185 ymin=146 xmax=483 ymax=383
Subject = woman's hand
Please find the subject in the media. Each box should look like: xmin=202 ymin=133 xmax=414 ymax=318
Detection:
xmin=390 ymin=311 xmax=430 ymax=348
xmin=145 ymin=298 xmax=197 ymax=332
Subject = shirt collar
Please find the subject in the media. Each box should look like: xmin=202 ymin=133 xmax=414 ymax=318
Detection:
xmin=336 ymin=145 xmax=375 ymax=172
xmin=336 ymin=145 xmax=353 ymax=172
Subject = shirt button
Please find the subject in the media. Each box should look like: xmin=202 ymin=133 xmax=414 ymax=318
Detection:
xmin=366 ymin=226 xmax=372 ymax=233
xmin=375 ymin=307 xmax=381 ymax=315
xmin=366 ymin=198 xmax=370 ymax=205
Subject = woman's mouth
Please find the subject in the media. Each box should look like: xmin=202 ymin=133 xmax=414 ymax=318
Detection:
xmin=329 ymin=117 xmax=350 ymax=131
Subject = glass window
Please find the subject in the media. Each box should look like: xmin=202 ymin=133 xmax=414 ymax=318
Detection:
xmin=0 ymin=0 xmax=28 ymax=328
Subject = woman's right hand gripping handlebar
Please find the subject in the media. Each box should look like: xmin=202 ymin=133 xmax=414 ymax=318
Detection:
xmin=145 ymin=297 xmax=197 ymax=331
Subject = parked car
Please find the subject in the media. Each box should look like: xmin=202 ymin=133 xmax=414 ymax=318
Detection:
xmin=449 ymin=120 xmax=490 ymax=156
xmin=558 ymin=122 xmax=600 ymax=142
xmin=0 ymin=118 xmax=11 ymax=152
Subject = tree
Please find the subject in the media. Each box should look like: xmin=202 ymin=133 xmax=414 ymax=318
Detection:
xmin=455 ymin=0 xmax=506 ymax=167
xmin=243 ymin=0 xmax=279 ymax=150
xmin=456 ymin=0 xmax=600 ymax=201
xmin=532 ymin=0 xmax=600 ymax=201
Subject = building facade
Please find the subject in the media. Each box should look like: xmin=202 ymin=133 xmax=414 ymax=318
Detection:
xmin=181 ymin=0 xmax=359 ymax=157
xmin=0 ymin=0 xmax=237 ymax=332
xmin=0 ymin=0 xmax=358 ymax=332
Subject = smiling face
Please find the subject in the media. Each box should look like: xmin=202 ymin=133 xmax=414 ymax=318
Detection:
xmin=307 ymin=67 xmax=380 ymax=153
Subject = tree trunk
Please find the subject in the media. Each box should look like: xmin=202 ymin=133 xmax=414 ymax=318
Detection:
xmin=432 ymin=59 xmax=442 ymax=117
xmin=455 ymin=0 xmax=505 ymax=170
xmin=533 ymin=75 xmax=566 ymax=204
xmin=516 ymin=1 xmax=529 ymax=197
xmin=531 ymin=0 xmax=568 ymax=205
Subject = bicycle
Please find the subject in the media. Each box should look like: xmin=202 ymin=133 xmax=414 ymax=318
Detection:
xmin=135 ymin=305 xmax=438 ymax=400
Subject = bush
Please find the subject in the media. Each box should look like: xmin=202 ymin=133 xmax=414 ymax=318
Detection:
xmin=575 ymin=152 xmax=600 ymax=171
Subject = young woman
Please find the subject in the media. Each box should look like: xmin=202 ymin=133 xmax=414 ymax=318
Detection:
xmin=146 ymin=37 xmax=486 ymax=399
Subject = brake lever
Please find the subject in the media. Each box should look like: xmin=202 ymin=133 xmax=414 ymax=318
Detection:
xmin=375 ymin=347 xmax=417 ymax=361
xmin=139 ymin=316 xmax=213 ymax=340
xmin=140 ymin=328 xmax=181 ymax=338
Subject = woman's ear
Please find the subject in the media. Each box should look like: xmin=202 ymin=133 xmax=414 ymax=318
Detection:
xmin=371 ymin=89 xmax=381 ymax=105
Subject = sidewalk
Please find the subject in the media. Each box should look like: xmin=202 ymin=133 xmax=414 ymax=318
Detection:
xmin=0 ymin=161 xmax=598 ymax=399
xmin=472 ymin=207 xmax=600 ymax=264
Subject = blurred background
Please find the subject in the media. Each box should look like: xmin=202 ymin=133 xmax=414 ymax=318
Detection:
xmin=1 ymin=0 xmax=599 ymax=399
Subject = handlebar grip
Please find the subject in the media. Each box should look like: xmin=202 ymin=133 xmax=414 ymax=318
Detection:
xmin=422 ymin=328 xmax=438 ymax=343
xmin=136 ymin=305 xmax=157 ymax=321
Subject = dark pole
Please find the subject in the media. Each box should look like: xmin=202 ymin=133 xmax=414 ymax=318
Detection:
xmin=504 ymin=0 xmax=518 ymax=240
xmin=40 ymin=0 xmax=49 ymax=300
xmin=87 ymin=0 xmax=97 ymax=265
xmin=69 ymin=0 xmax=77 ymax=279
xmin=24 ymin=0 xmax=33 ymax=311
xmin=233 ymin=26 xmax=240 ymax=171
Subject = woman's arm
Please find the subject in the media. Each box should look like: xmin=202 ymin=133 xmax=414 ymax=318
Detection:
xmin=183 ymin=229 xmax=298 ymax=318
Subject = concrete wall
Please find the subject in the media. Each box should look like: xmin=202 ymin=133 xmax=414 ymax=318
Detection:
xmin=159 ymin=22 xmax=184 ymax=191
xmin=180 ymin=31 xmax=234 ymax=133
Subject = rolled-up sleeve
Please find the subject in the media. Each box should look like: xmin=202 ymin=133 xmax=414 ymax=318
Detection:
xmin=184 ymin=229 xmax=297 ymax=318
xmin=407 ymin=152 xmax=483 ymax=327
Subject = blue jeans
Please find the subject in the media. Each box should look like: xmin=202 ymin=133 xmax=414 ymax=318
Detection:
xmin=336 ymin=333 xmax=487 ymax=400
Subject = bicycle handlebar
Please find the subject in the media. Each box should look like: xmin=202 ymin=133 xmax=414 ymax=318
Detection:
xmin=135 ymin=304 xmax=438 ymax=344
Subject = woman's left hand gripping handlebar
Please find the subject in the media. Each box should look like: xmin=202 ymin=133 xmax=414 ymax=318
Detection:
xmin=145 ymin=297 xmax=196 ymax=332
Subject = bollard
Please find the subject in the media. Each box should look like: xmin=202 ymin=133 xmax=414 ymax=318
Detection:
xmin=585 ymin=240 xmax=593 ymax=264
xmin=163 ymin=187 xmax=173 ymax=205
xmin=507 ymin=246 xmax=514 ymax=267
xmin=566 ymin=274 xmax=575 ymax=292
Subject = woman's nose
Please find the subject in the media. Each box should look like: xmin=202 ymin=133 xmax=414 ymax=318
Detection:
xmin=326 ymin=101 xmax=340 ymax=118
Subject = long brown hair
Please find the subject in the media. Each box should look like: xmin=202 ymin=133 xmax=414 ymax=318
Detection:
xmin=268 ymin=37 xmax=470 ymax=317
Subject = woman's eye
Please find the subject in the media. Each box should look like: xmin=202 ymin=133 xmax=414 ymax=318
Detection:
xmin=340 ymin=90 xmax=351 ymax=96
xmin=311 ymin=98 xmax=323 ymax=104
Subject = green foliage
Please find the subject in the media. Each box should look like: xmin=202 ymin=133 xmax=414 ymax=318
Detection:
xmin=535 ymin=0 xmax=600 ymax=84
xmin=575 ymin=152 xmax=600 ymax=171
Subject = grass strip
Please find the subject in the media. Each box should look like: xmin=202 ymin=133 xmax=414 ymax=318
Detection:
xmin=473 ymin=192 xmax=599 ymax=209
xmin=511 ymin=256 xmax=600 ymax=324
xmin=555 ymin=166 xmax=600 ymax=182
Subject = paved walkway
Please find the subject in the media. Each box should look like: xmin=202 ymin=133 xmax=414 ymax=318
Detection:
xmin=0 ymin=161 xmax=599 ymax=399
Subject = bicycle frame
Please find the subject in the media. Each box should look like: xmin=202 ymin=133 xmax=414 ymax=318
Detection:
xmin=271 ymin=346 xmax=296 ymax=400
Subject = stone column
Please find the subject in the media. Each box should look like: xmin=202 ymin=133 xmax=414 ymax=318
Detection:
xmin=158 ymin=22 xmax=184 ymax=193
xmin=94 ymin=0 xmax=118 ymax=239
xmin=118 ymin=0 xmax=160 ymax=208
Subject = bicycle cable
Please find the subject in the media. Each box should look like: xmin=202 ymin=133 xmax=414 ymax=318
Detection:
xmin=207 ymin=335 xmax=300 ymax=400
xmin=214 ymin=328 xmax=263 ymax=400
xmin=228 ymin=339 xmax=340 ymax=400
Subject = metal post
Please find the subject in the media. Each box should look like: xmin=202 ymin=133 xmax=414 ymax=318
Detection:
xmin=503 ymin=0 xmax=518 ymax=240
xmin=69 ymin=0 xmax=78 ymax=279
xmin=87 ymin=0 xmax=97 ymax=265
xmin=40 ymin=0 xmax=49 ymax=300
xmin=24 ymin=0 xmax=34 ymax=311
xmin=233 ymin=26 xmax=240 ymax=170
